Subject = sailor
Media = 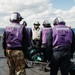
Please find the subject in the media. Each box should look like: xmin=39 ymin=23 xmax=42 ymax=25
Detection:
xmin=41 ymin=20 xmax=51 ymax=61
xmin=2 ymin=12 xmax=29 ymax=75
xmin=31 ymin=21 xmax=41 ymax=49
xmin=46 ymin=17 xmax=75 ymax=75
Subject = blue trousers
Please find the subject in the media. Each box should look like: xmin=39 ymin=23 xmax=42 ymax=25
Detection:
xmin=50 ymin=47 xmax=71 ymax=75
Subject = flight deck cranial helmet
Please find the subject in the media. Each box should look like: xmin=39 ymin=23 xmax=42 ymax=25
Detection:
xmin=42 ymin=20 xmax=51 ymax=27
xmin=53 ymin=17 xmax=66 ymax=26
xmin=33 ymin=21 xmax=40 ymax=26
xmin=10 ymin=12 xmax=23 ymax=22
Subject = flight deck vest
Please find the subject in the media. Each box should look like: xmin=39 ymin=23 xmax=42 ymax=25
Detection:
xmin=52 ymin=25 xmax=73 ymax=48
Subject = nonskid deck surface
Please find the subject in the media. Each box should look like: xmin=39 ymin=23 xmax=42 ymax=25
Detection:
xmin=1 ymin=57 xmax=75 ymax=75
xmin=0 ymin=58 xmax=50 ymax=75
xmin=0 ymin=36 xmax=75 ymax=75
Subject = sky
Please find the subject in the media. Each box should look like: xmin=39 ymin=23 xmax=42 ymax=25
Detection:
xmin=0 ymin=0 xmax=75 ymax=28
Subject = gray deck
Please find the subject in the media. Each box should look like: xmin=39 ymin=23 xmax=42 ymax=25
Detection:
xmin=1 ymin=54 xmax=74 ymax=75
xmin=0 ymin=58 xmax=63 ymax=75
xmin=0 ymin=36 xmax=50 ymax=75
xmin=0 ymin=58 xmax=50 ymax=75
xmin=0 ymin=36 xmax=75 ymax=75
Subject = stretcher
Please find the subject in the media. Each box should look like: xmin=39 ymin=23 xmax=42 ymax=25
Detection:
xmin=26 ymin=48 xmax=75 ymax=74
xmin=25 ymin=59 xmax=50 ymax=72
xmin=26 ymin=48 xmax=50 ymax=72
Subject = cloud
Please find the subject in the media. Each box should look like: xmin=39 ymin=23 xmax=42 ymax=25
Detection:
xmin=47 ymin=5 xmax=75 ymax=28
xmin=0 ymin=0 xmax=75 ymax=28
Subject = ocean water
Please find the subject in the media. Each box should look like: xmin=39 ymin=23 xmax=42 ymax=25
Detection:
xmin=0 ymin=28 xmax=5 ymax=36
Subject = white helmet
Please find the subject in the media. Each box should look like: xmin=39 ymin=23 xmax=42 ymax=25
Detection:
xmin=42 ymin=20 xmax=51 ymax=27
xmin=33 ymin=21 xmax=40 ymax=26
xmin=53 ymin=17 xmax=65 ymax=25
xmin=10 ymin=12 xmax=23 ymax=22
